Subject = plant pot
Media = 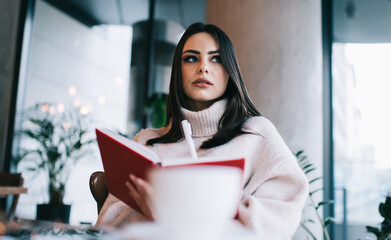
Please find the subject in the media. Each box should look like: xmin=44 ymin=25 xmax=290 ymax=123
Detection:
xmin=36 ymin=204 xmax=71 ymax=223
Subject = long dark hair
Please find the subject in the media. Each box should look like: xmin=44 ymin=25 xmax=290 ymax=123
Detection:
xmin=147 ymin=22 xmax=261 ymax=149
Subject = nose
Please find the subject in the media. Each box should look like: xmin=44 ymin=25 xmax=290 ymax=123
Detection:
xmin=198 ymin=60 xmax=208 ymax=73
xmin=198 ymin=68 xmax=208 ymax=73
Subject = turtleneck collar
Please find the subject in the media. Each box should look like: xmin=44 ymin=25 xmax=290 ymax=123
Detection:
xmin=181 ymin=99 xmax=227 ymax=138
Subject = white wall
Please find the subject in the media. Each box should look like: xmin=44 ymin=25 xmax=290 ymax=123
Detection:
xmin=15 ymin=0 xmax=132 ymax=225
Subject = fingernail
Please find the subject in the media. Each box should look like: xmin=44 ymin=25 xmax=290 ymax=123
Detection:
xmin=137 ymin=178 xmax=143 ymax=186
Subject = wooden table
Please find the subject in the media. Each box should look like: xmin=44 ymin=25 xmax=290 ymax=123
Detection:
xmin=0 ymin=186 xmax=28 ymax=197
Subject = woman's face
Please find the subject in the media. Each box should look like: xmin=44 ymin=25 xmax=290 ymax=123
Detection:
xmin=181 ymin=32 xmax=229 ymax=111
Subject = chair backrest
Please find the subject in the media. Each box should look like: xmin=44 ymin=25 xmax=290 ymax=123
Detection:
xmin=89 ymin=171 xmax=108 ymax=214
xmin=0 ymin=172 xmax=24 ymax=220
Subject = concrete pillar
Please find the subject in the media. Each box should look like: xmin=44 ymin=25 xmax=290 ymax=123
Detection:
xmin=0 ymin=0 xmax=25 ymax=172
xmin=206 ymin=0 xmax=323 ymax=239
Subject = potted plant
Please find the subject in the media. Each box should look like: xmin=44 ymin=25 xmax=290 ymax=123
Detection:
xmin=13 ymin=103 xmax=95 ymax=223
xmin=144 ymin=92 xmax=168 ymax=128
xmin=296 ymin=150 xmax=334 ymax=240
xmin=366 ymin=196 xmax=391 ymax=240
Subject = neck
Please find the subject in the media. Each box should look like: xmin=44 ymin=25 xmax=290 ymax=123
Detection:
xmin=184 ymin=98 xmax=220 ymax=112
xmin=181 ymin=98 xmax=228 ymax=137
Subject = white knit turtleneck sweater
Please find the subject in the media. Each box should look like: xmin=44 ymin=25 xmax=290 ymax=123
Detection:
xmin=96 ymin=99 xmax=309 ymax=240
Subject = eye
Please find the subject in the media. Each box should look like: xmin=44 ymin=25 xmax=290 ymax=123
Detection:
xmin=211 ymin=55 xmax=222 ymax=63
xmin=183 ymin=55 xmax=198 ymax=63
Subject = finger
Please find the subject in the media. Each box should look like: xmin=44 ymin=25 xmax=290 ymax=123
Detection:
xmin=136 ymin=180 xmax=149 ymax=201
xmin=141 ymin=180 xmax=153 ymax=196
xmin=132 ymin=176 xmax=146 ymax=193
xmin=128 ymin=174 xmax=136 ymax=183
xmin=130 ymin=179 xmax=154 ymax=220
xmin=126 ymin=180 xmax=141 ymax=202
xmin=134 ymin=180 xmax=154 ymax=214
xmin=125 ymin=180 xmax=134 ymax=192
xmin=137 ymin=179 xmax=153 ymax=200
xmin=128 ymin=174 xmax=141 ymax=192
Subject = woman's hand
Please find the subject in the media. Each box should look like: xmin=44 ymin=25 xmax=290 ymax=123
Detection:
xmin=125 ymin=174 xmax=155 ymax=221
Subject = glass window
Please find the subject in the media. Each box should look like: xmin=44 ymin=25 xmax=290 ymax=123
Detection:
xmin=333 ymin=43 xmax=391 ymax=236
xmin=12 ymin=0 xmax=138 ymax=224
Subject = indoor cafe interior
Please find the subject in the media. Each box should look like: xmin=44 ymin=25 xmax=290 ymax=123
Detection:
xmin=1 ymin=0 xmax=391 ymax=239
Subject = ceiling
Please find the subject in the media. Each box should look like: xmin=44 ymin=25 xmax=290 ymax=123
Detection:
xmin=43 ymin=0 xmax=205 ymax=27
xmin=43 ymin=0 xmax=391 ymax=43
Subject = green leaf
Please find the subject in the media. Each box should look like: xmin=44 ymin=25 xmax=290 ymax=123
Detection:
xmin=299 ymin=160 xmax=310 ymax=168
xmin=298 ymin=158 xmax=308 ymax=165
xmin=324 ymin=217 xmax=334 ymax=226
xmin=302 ymin=219 xmax=316 ymax=224
xmin=310 ymin=188 xmax=323 ymax=196
xmin=301 ymin=164 xmax=314 ymax=171
xmin=316 ymin=201 xmax=334 ymax=210
xmin=366 ymin=226 xmax=381 ymax=238
xmin=295 ymin=150 xmax=304 ymax=158
xmin=299 ymin=155 xmax=307 ymax=162
xmin=300 ymin=222 xmax=317 ymax=240
xmin=309 ymin=177 xmax=322 ymax=184
xmin=379 ymin=197 xmax=391 ymax=220
xmin=305 ymin=167 xmax=316 ymax=174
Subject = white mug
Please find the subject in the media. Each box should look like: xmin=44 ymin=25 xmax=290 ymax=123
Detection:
xmin=148 ymin=165 xmax=242 ymax=240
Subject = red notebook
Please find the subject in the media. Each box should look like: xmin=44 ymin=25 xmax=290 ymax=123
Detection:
xmin=95 ymin=128 xmax=245 ymax=214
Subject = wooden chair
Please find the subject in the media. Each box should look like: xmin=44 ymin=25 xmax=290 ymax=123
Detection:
xmin=0 ymin=172 xmax=24 ymax=220
xmin=89 ymin=171 xmax=108 ymax=214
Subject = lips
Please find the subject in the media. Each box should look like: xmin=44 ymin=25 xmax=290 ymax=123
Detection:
xmin=192 ymin=78 xmax=212 ymax=87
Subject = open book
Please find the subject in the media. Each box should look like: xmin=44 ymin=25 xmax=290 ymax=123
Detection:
xmin=95 ymin=128 xmax=245 ymax=214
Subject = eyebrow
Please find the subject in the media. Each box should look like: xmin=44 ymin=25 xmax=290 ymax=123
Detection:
xmin=182 ymin=49 xmax=220 ymax=55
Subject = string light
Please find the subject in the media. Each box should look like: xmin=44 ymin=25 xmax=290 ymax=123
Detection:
xmin=41 ymin=104 xmax=49 ymax=112
xmin=116 ymin=77 xmax=124 ymax=86
xmin=98 ymin=95 xmax=106 ymax=104
xmin=80 ymin=106 xmax=89 ymax=115
xmin=68 ymin=86 xmax=76 ymax=96
xmin=73 ymin=99 xmax=80 ymax=107
xmin=49 ymin=106 xmax=56 ymax=115
xmin=87 ymin=103 xmax=94 ymax=112
xmin=57 ymin=103 xmax=65 ymax=113
xmin=62 ymin=122 xmax=70 ymax=131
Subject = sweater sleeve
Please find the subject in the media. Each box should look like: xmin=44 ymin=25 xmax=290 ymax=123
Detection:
xmin=238 ymin=117 xmax=309 ymax=239
xmin=95 ymin=193 xmax=146 ymax=227
xmin=238 ymin=160 xmax=308 ymax=239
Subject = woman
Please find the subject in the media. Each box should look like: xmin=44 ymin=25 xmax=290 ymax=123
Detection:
xmin=97 ymin=22 xmax=309 ymax=239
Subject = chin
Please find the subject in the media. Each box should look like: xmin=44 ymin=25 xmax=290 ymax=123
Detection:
xmin=192 ymin=97 xmax=216 ymax=103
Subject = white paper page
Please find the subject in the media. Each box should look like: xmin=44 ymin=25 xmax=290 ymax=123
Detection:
xmin=98 ymin=128 xmax=160 ymax=164
xmin=160 ymin=156 xmax=243 ymax=167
